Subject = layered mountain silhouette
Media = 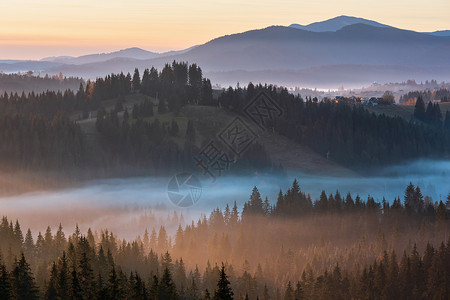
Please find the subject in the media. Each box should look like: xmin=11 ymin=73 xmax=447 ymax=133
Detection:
xmin=1 ymin=16 xmax=449 ymax=87
xmin=289 ymin=15 xmax=392 ymax=32
xmin=40 ymin=46 xmax=197 ymax=65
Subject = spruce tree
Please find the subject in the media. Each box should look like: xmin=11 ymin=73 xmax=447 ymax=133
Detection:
xmin=45 ymin=263 xmax=58 ymax=300
xmin=160 ymin=267 xmax=177 ymax=300
xmin=79 ymin=251 xmax=95 ymax=299
xmin=0 ymin=255 xmax=12 ymax=300
xmin=414 ymin=97 xmax=426 ymax=121
xmin=10 ymin=253 xmax=39 ymax=300
xmin=108 ymin=265 xmax=121 ymax=299
xmin=149 ymin=275 xmax=159 ymax=300
xmin=70 ymin=263 xmax=82 ymax=299
xmin=444 ymin=111 xmax=450 ymax=130
xmin=214 ymin=264 xmax=233 ymax=300
xmin=132 ymin=68 xmax=141 ymax=92
xmin=57 ymin=252 xmax=69 ymax=300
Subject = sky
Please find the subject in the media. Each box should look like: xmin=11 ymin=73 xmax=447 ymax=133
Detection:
xmin=0 ymin=0 xmax=449 ymax=60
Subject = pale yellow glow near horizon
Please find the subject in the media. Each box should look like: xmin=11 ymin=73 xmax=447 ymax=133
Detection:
xmin=0 ymin=0 xmax=449 ymax=60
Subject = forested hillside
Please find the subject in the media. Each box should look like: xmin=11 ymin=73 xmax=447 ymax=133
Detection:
xmin=0 ymin=180 xmax=449 ymax=299
xmin=1 ymin=63 xmax=449 ymax=179
xmin=0 ymin=73 xmax=82 ymax=94
xmin=219 ymin=84 xmax=450 ymax=169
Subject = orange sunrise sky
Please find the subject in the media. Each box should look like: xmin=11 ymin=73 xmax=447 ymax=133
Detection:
xmin=1 ymin=0 xmax=449 ymax=60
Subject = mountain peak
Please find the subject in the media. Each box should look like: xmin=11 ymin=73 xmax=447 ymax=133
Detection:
xmin=289 ymin=15 xmax=391 ymax=32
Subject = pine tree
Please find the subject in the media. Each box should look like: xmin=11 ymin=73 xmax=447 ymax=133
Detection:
xmin=284 ymin=281 xmax=294 ymax=300
xmin=97 ymin=274 xmax=109 ymax=300
xmin=149 ymin=275 xmax=159 ymax=300
xmin=160 ymin=266 xmax=177 ymax=300
xmin=70 ymin=263 xmax=82 ymax=300
xmin=444 ymin=111 xmax=450 ymax=130
xmin=243 ymin=186 xmax=264 ymax=217
xmin=414 ymin=97 xmax=426 ymax=121
xmin=214 ymin=264 xmax=233 ymax=300
xmin=108 ymin=265 xmax=121 ymax=299
xmin=57 ymin=252 xmax=69 ymax=300
xmin=45 ymin=263 xmax=58 ymax=300
xmin=229 ymin=201 xmax=239 ymax=226
xmin=10 ymin=253 xmax=39 ymax=300
xmin=436 ymin=201 xmax=447 ymax=222
xmin=23 ymin=229 xmax=35 ymax=260
xmin=294 ymin=281 xmax=303 ymax=300
xmin=132 ymin=68 xmax=141 ymax=92
xmin=0 ymin=255 xmax=12 ymax=300
xmin=79 ymin=251 xmax=95 ymax=299
xmin=55 ymin=223 xmax=66 ymax=254
xmin=404 ymin=182 xmax=415 ymax=213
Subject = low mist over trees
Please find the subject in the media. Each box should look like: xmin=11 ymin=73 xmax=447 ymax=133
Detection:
xmin=0 ymin=72 xmax=83 ymax=95
xmin=400 ymin=88 xmax=450 ymax=105
xmin=0 ymin=180 xmax=449 ymax=299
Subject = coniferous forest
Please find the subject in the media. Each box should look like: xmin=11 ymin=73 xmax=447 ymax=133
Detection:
xmin=1 ymin=66 xmax=449 ymax=177
xmin=218 ymin=84 xmax=450 ymax=169
xmin=0 ymin=62 xmax=450 ymax=299
xmin=2 ymin=1 xmax=450 ymax=299
xmin=0 ymin=180 xmax=449 ymax=299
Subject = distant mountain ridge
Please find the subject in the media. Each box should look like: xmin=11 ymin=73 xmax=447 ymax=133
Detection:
xmin=289 ymin=15 xmax=391 ymax=32
xmin=289 ymin=15 xmax=450 ymax=36
xmin=40 ymin=46 xmax=198 ymax=65
xmin=1 ymin=16 xmax=449 ymax=87
xmin=41 ymin=47 xmax=161 ymax=65
xmin=425 ymin=30 xmax=450 ymax=37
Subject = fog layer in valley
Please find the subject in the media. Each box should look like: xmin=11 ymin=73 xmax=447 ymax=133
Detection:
xmin=1 ymin=159 xmax=448 ymax=240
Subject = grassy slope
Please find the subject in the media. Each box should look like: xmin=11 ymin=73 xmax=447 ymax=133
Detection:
xmin=76 ymin=93 xmax=355 ymax=176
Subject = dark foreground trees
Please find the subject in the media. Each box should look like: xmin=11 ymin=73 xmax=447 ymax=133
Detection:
xmin=0 ymin=179 xmax=449 ymax=299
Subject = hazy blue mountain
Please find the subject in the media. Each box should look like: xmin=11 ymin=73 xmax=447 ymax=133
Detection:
xmin=426 ymin=30 xmax=450 ymax=37
xmin=0 ymin=61 xmax=63 ymax=73
xmin=0 ymin=60 xmax=24 ymax=64
xmin=289 ymin=15 xmax=391 ymax=32
xmin=41 ymin=47 xmax=160 ymax=65
xmin=159 ymin=24 xmax=450 ymax=71
xmin=41 ymin=23 xmax=450 ymax=87
xmin=41 ymin=46 xmax=198 ymax=65
xmin=3 ymin=16 xmax=450 ymax=87
xmin=289 ymin=15 xmax=449 ymax=37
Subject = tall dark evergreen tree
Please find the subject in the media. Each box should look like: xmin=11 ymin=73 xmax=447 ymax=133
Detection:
xmin=0 ymin=255 xmax=12 ymax=300
xmin=414 ymin=97 xmax=426 ymax=121
xmin=444 ymin=111 xmax=450 ymax=130
xmin=10 ymin=253 xmax=39 ymax=300
xmin=214 ymin=264 xmax=233 ymax=300
xmin=160 ymin=267 xmax=177 ymax=300
xmin=45 ymin=263 xmax=58 ymax=300
xmin=132 ymin=68 xmax=141 ymax=92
